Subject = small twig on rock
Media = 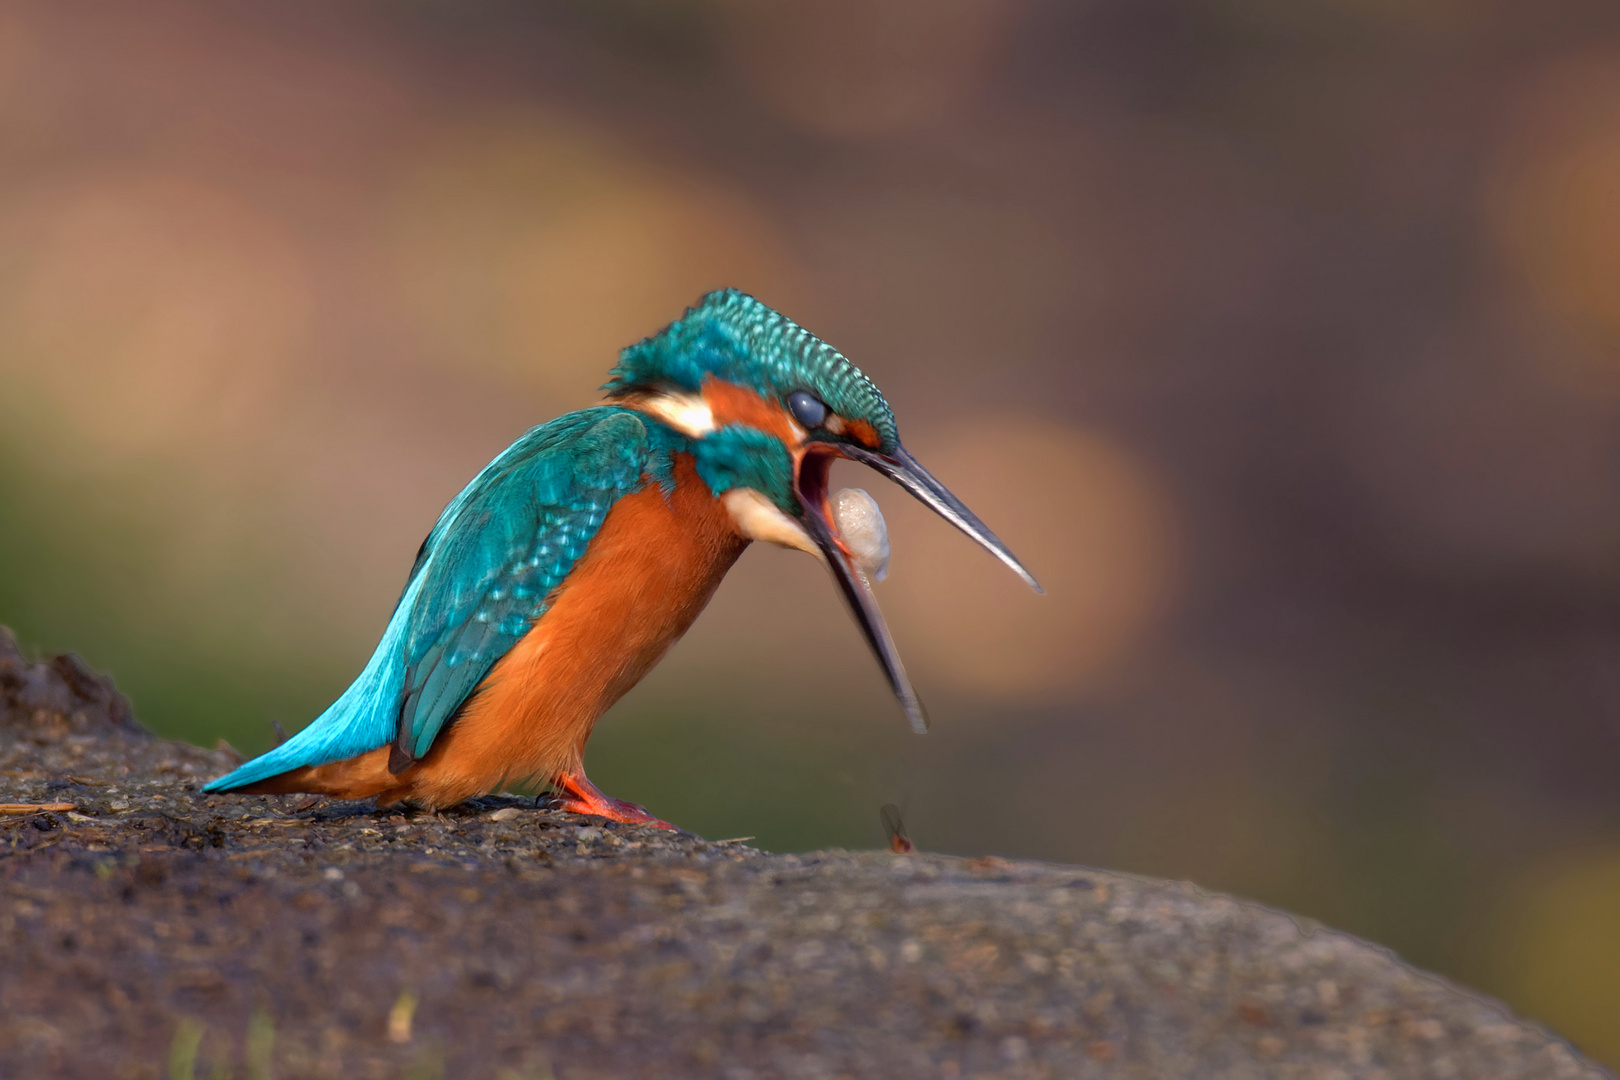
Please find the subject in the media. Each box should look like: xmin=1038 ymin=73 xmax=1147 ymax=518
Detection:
xmin=0 ymin=802 xmax=77 ymax=814
xmin=881 ymin=804 xmax=913 ymax=854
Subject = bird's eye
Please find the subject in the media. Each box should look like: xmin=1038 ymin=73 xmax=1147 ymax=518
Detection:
xmin=787 ymin=391 xmax=827 ymax=428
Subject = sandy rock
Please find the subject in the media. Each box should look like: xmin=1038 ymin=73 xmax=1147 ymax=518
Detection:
xmin=0 ymin=632 xmax=1606 ymax=1079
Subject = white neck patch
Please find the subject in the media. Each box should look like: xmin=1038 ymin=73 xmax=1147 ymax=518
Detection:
xmin=627 ymin=390 xmax=716 ymax=438
xmin=722 ymin=488 xmax=820 ymax=559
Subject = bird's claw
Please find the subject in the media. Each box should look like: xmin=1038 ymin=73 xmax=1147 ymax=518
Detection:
xmin=544 ymin=771 xmax=677 ymax=830
xmin=543 ymin=792 xmax=675 ymax=831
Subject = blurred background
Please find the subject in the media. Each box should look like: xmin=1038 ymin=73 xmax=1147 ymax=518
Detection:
xmin=0 ymin=0 xmax=1618 ymax=1063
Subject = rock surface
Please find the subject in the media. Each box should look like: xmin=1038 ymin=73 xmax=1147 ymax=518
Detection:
xmin=0 ymin=629 xmax=1607 ymax=1079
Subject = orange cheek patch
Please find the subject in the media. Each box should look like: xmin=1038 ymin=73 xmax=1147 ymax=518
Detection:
xmin=701 ymin=376 xmax=801 ymax=445
xmin=701 ymin=376 xmax=883 ymax=450
xmin=844 ymin=418 xmax=882 ymax=449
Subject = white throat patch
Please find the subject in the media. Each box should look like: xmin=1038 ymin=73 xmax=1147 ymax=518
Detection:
xmin=722 ymin=489 xmax=820 ymax=558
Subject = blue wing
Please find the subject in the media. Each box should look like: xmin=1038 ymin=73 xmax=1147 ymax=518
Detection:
xmin=205 ymin=407 xmax=675 ymax=792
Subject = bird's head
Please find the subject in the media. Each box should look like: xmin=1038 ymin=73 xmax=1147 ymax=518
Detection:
xmin=607 ymin=289 xmax=1040 ymax=732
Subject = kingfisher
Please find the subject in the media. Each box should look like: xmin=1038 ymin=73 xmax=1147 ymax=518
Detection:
xmin=205 ymin=290 xmax=1039 ymax=828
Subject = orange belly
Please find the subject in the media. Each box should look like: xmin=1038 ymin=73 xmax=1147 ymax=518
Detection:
xmin=249 ymin=454 xmax=747 ymax=808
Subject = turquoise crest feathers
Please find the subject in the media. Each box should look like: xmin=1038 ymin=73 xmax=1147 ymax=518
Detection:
xmin=606 ymin=289 xmax=900 ymax=453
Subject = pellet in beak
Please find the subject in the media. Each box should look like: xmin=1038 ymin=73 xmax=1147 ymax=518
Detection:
xmin=831 ymin=487 xmax=890 ymax=583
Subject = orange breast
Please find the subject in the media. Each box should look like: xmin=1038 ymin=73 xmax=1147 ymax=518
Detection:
xmin=256 ymin=452 xmax=747 ymax=808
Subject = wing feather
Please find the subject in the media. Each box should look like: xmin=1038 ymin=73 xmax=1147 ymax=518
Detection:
xmin=203 ymin=406 xmax=680 ymax=793
xmin=395 ymin=408 xmax=659 ymax=762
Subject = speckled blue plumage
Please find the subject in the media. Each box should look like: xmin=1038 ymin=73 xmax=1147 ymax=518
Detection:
xmin=607 ymin=289 xmax=900 ymax=453
xmin=204 ymin=407 xmax=689 ymax=791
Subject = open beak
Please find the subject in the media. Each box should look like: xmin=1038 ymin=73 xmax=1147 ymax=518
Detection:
xmin=795 ymin=442 xmax=1041 ymax=735
xmin=841 ymin=443 xmax=1043 ymax=593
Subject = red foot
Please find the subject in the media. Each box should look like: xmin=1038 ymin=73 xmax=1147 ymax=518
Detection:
xmin=548 ymin=771 xmax=675 ymax=831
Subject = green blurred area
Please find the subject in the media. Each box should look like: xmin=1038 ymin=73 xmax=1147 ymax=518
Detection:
xmin=0 ymin=436 xmax=349 ymax=758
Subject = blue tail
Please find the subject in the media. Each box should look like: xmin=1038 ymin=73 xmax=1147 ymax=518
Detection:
xmin=203 ymin=574 xmax=426 ymax=792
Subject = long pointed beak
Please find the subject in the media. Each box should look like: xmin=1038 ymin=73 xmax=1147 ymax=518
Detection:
xmin=841 ymin=443 xmax=1043 ymax=593
xmin=797 ymin=452 xmax=929 ymax=733
xmin=794 ymin=440 xmax=1039 ymax=735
